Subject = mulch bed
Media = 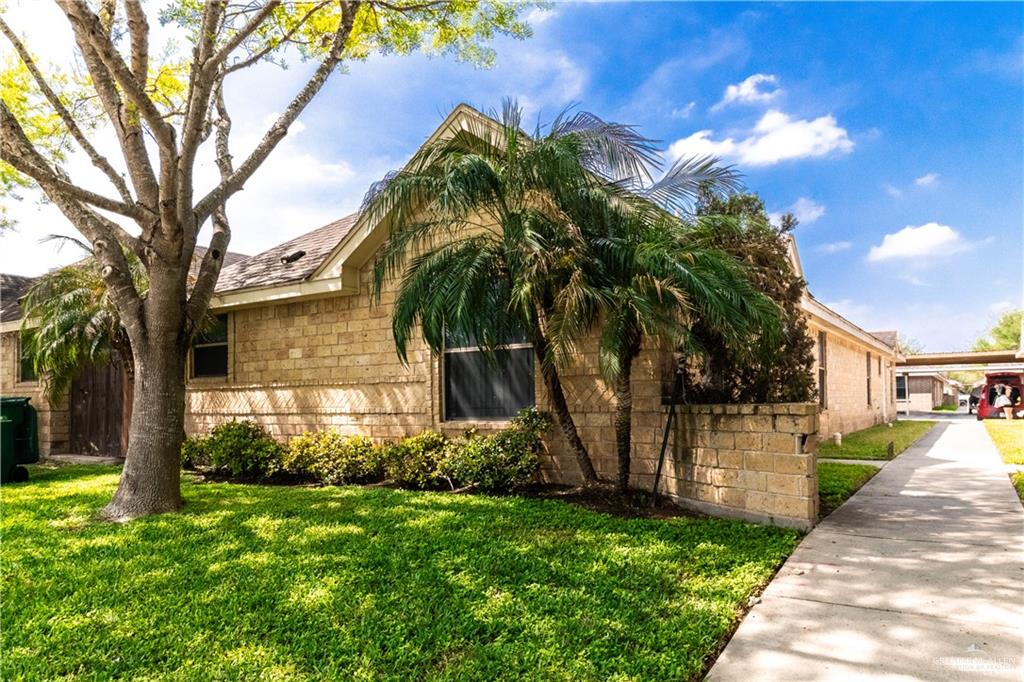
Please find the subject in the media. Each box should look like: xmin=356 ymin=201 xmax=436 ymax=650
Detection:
xmin=517 ymin=482 xmax=705 ymax=520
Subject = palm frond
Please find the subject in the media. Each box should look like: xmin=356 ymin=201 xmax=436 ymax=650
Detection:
xmin=632 ymin=155 xmax=744 ymax=217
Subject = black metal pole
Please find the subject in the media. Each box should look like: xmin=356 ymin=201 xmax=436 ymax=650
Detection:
xmin=651 ymin=364 xmax=685 ymax=506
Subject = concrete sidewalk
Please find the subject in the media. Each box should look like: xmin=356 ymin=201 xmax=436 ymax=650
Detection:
xmin=707 ymin=420 xmax=1024 ymax=681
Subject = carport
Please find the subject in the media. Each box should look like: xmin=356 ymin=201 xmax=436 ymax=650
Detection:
xmin=895 ymin=348 xmax=1024 ymax=416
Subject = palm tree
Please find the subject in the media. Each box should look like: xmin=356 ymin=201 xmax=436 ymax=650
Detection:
xmin=549 ymin=200 xmax=782 ymax=492
xmin=364 ymin=101 xmax=745 ymax=486
xmin=21 ymin=238 xmax=146 ymax=401
xmin=365 ymin=102 xmax=647 ymax=484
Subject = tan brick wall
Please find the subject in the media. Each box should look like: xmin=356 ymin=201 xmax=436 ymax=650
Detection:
xmin=185 ymin=267 xmax=435 ymax=442
xmin=808 ymin=321 xmax=897 ymax=437
xmin=652 ymin=403 xmax=819 ymax=530
xmin=184 ymin=261 xmax=668 ymax=485
xmin=0 ymin=331 xmax=69 ymax=456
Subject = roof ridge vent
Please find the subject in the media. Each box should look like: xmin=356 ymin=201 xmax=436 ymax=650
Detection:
xmin=280 ymin=250 xmax=306 ymax=264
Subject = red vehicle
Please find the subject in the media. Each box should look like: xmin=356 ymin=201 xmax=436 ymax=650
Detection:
xmin=976 ymin=371 xmax=1024 ymax=420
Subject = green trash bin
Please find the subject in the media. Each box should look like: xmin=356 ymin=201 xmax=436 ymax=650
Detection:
xmin=1 ymin=416 xmax=14 ymax=483
xmin=0 ymin=397 xmax=39 ymax=483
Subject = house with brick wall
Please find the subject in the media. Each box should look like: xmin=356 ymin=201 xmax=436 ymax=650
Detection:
xmin=1 ymin=104 xmax=898 ymax=528
xmin=785 ymin=238 xmax=900 ymax=437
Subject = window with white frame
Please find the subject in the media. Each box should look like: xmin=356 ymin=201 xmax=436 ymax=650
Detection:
xmin=896 ymin=375 xmax=907 ymax=401
xmin=443 ymin=328 xmax=534 ymax=420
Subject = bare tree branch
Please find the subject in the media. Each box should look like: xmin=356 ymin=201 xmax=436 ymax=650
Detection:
xmin=56 ymin=0 xmax=177 ymax=155
xmin=195 ymin=0 xmax=362 ymax=221
xmin=208 ymin=0 xmax=282 ymax=71
xmin=187 ymin=78 xmax=235 ymax=329
xmin=63 ymin=9 xmax=159 ymax=210
xmin=0 ymin=101 xmax=143 ymax=331
xmin=176 ymin=1 xmax=229 ymax=232
xmin=123 ymin=0 xmax=149 ymax=82
xmin=0 ymin=16 xmax=137 ymax=208
xmin=223 ymin=1 xmax=327 ymax=75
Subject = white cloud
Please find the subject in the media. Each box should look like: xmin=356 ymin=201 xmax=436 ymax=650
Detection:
xmin=823 ymin=298 xmax=872 ymax=322
xmin=867 ymin=222 xmax=973 ymax=262
xmin=884 ymin=183 xmax=903 ymax=198
xmin=671 ymin=102 xmax=696 ymax=119
xmin=815 ymin=300 xmax=988 ymax=351
xmin=988 ymin=300 xmax=1013 ymax=314
xmin=525 ymin=7 xmax=558 ymax=26
xmin=768 ymin=197 xmax=826 ymax=227
xmin=816 ymin=241 xmax=852 ymax=254
xmin=507 ymin=49 xmax=587 ymax=118
xmin=791 ymin=197 xmax=826 ymax=224
xmin=899 ymin=274 xmax=929 ymax=287
xmin=713 ymin=73 xmax=782 ymax=110
xmin=668 ymin=110 xmax=853 ymax=166
xmin=915 ymin=172 xmax=940 ymax=186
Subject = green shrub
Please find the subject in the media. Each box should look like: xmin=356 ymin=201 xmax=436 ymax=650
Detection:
xmin=284 ymin=432 xmax=384 ymax=484
xmin=203 ymin=420 xmax=283 ymax=479
xmin=383 ymin=431 xmax=448 ymax=489
xmin=180 ymin=435 xmax=209 ymax=470
xmin=439 ymin=408 xmax=552 ymax=493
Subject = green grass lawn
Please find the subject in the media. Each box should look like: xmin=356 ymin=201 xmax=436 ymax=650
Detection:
xmin=1 ymin=465 xmax=800 ymax=681
xmin=984 ymin=420 xmax=1024 ymax=465
xmin=1010 ymin=473 xmax=1024 ymax=505
xmin=817 ymin=462 xmax=879 ymax=517
xmin=817 ymin=420 xmax=936 ymax=461
xmin=931 ymin=404 xmax=959 ymax=412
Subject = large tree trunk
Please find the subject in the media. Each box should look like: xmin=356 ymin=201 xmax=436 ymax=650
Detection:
xmin=613 ymin=358 xmax=634 ymax=494
xmin=530 ymin=325 xmax=599 ymax=484
xmin=101 ymin=276 xmax=188 ymax=521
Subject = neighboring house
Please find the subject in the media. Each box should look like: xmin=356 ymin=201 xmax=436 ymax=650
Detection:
xmin=896 ymin=373 xmax=957 ymax=411
xmin=0 ymin=248 xmax=246 ymax=457
xmin=785 ymin=240 xmax=900 ymax=437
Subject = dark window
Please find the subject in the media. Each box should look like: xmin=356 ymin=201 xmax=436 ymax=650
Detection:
xmin=866 ymin=352 xmax=872 ymax=406
xmin=443 ymin=328 xmax=534 ymax=420
xmin=19 ymin=331 xmax=37 ymax=383
xmin=192 ymin=314 xmax=228 ymax=378
xmin=896 ymin=376 xmax=907 ymax=401
xmin=877 ymin=357 xmax=882 ymax=376
xmin=817 ymin=331 xmax=827 ymax=409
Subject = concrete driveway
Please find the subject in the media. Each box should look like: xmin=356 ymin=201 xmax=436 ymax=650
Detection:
xmin=707 ymin=420 xmax=1024 ymax=681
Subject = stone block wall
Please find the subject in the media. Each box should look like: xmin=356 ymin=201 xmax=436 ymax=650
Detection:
xmin=0 ymin=331 xmax=69 ymax=456
xmin=651 ymin=403 xmax=819 ymax=530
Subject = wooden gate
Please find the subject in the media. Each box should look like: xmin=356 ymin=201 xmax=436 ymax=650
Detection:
xmin=69 ymin=356 xmax=132 ymax=457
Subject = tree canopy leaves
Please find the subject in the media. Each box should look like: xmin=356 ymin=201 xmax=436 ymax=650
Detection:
xmin=973 ymin=309 xmax=1022 ymax=351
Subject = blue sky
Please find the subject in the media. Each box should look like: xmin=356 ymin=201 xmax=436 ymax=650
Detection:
xmin=3 ymin=1 xmax=1022 ymax=350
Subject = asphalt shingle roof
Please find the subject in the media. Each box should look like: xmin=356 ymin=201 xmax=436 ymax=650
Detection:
xmin=215 ymin=213 xmax=358 ymax=293
xmin=0 ymin=274 xmax=37 ymax=323
xmin=870 ymin=330 xmax=898 ymax=349
xmin=0 ymin=247 xmax=248 ymax=323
